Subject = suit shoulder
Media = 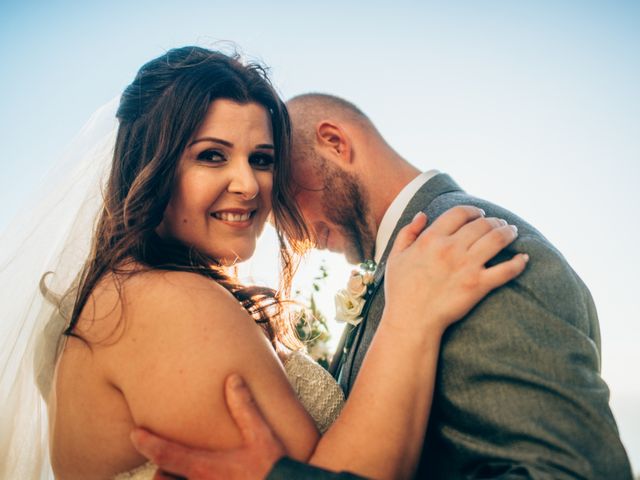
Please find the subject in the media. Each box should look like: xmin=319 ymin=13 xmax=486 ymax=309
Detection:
xmin=425 ymin=192 xmax=596 ymax=328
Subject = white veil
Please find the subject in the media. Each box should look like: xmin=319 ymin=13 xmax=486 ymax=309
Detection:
xmin=0 ymin=99 xmax=119 ymax=479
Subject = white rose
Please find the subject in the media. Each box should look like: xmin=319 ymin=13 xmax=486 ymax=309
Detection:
xmin=335 ymin=289 xmax=366 ymax=326
xmin=347 ymin=271 xmax=368 ymax=297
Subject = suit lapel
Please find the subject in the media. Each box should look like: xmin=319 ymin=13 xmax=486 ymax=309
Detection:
xmin=328 ymin=325 xmax=351 ymax=377
xmin=338 ymin=174 xmax=464 ymax=393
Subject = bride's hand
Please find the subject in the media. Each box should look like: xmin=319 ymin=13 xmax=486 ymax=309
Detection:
xmin=384 ymin=206 xmax=528 ymax=335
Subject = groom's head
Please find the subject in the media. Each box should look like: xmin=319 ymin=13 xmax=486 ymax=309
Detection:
xmin=286 ymin=93 xmax=413 ymax=264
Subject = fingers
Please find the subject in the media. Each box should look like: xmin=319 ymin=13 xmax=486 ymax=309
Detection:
xmin=389 ymin=211 xmax=428 ymax=256
xmin=468 ymin=223 xmax=519 ymax=261
xmin=426 ymin=206 xmax=485 ymax=237
xmin=449 ymin=216 xmax=509 ymax=252
xmin=482 ymin=252 xmax=529 ymax=289
xmin=130 ymin=428 xmax=196 ymax=478
xmin=224 ymin=374 xmax=274 ymax=447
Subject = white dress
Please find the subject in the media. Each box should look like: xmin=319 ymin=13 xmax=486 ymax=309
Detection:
xmin=113 ymin=350 xmax=345 ymax=480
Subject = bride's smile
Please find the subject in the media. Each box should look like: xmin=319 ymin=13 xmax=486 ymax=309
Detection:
xmin=211 ymin=208 xmax=256 ymax=225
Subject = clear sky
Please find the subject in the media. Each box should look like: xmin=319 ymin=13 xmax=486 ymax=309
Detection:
xmin=1 ymin=0 xmax=639 ymax=473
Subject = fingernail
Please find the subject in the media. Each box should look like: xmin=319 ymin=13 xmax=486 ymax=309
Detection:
xmin=229 ymin=374 xmax=245 ymax=389
xmin=130 ymin=429 xmax=144 ymax=444
xmin=522 ymin=253 xmax=530 ymax=262
xmin=413 ymin=211 xmax=425 ymax=221
xmin=479 ymin=208 xmax=486 ymax=216
xmin=510 ymin=225 xmax=518 ymax=234
xmin=499 ymin=219 xmax=507 ymax=226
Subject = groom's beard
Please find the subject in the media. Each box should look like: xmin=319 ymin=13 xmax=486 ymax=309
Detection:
xmin=321 ymin=163 xmax=375 ymax=264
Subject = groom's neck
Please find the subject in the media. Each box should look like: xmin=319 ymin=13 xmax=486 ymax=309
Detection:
xmin=364 ymin=152 xmax=422 ymax=231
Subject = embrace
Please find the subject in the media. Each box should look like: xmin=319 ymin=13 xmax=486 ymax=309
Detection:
xmin=0 ymin=46 xmax=632 ymax=479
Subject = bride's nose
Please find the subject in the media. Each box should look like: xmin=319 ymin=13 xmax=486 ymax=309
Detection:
xmin=227 ymin=161 xmax=259 ymax=200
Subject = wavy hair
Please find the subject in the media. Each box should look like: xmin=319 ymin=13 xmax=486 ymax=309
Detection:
xmin=66 ymin=46 xmax=309 ymax=347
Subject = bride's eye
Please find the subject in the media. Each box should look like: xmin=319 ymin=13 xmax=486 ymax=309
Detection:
xmin=197 ymin=149 xmax=226 ymax=164
xmin=250 ymin=153 xmax=274 ymax=170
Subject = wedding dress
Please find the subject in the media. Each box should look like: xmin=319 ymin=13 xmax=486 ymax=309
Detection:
xmin=114 ymin=350 xmax=345 ymax=479
xmin=0 ymin=99 xmax=345 ymax=479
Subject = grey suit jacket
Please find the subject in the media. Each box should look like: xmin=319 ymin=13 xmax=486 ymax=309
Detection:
xmin=267 ymin=173 xmax=632 ymax=479
xmin=335 ymin=173 xmax=632 ymax=479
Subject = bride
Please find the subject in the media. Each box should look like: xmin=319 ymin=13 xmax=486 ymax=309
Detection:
xmin=0 ymin=46 xmax=526 ymax=479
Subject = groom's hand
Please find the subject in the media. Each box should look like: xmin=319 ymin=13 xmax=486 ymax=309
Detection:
xmin=130 ymin=374 xmax=285 ymax=480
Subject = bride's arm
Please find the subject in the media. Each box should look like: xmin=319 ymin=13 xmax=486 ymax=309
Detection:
xmin=95 ymin=206 xmax=524 ymax=479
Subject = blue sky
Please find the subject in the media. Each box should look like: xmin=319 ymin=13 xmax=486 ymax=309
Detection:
xmin=1 ymin=0 xmax=639 ymax=472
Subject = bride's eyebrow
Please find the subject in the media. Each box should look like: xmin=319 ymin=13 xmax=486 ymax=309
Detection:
xmin=188 ymin=137 xmax=232 ymax=147
xmin=188 ymin=136 xmax=274 ymax=150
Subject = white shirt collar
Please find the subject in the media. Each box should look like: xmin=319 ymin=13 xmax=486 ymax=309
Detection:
xmin=374 ymin=170 xmax=440 ymax=263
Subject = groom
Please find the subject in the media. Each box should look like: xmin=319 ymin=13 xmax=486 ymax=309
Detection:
xmin=133 ymin=94 xmax=633 ymax=479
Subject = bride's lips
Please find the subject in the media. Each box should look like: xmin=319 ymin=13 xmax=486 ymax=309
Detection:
xmin=210 ymin=208 xmax=257 ymax=228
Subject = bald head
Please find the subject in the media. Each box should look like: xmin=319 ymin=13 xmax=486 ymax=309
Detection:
xmin=283 ymin=93 xmax=420 ymax=262
xmin=286 ymin=93 xmax=380 ymax=153
xmin=287 ymin=93 xmax=369 ymax=120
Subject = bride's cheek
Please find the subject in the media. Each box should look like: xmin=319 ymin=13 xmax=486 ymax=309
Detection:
xmin=261 ymin=178 xmax=274 ymax=217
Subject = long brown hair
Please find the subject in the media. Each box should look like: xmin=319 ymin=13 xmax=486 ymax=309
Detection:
xmin=66 ymin=46 xmax=309 ymax=347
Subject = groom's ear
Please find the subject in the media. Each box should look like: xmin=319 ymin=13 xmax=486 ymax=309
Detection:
xmin=315 ymin=121 xmax=353 ymax=166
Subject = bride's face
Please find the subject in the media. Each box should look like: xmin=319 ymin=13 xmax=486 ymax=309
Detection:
xmin=156 ymin=99 xmax=274 ymax=264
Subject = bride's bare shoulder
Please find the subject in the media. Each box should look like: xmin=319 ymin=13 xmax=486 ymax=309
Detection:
xmin=76 ymin=264 xmax=240 ymax=344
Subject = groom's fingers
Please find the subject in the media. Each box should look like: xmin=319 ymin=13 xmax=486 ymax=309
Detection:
xmin=389 ymin=211 xmax=428 ymax=255
xmin=130 ymin=428 xmax=199 ymax=478
xmin=224 ymin=374 xmax=278 ymax=448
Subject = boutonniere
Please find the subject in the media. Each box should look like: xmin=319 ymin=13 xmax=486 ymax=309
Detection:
xmin=335 ymin=260 xmax=377 ymax=326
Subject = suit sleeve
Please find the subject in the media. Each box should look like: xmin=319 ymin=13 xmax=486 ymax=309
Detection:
xmin=266 ymin=457 xmax=368 ymax=480
xmin=421 ymin=233 xmax=633 ymax=479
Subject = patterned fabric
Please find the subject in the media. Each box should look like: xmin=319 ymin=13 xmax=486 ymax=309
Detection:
xmin=283 ymin=350 xmax=345 ymax=434
xmin=114 ymin=350 xmax=345 ymax=479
